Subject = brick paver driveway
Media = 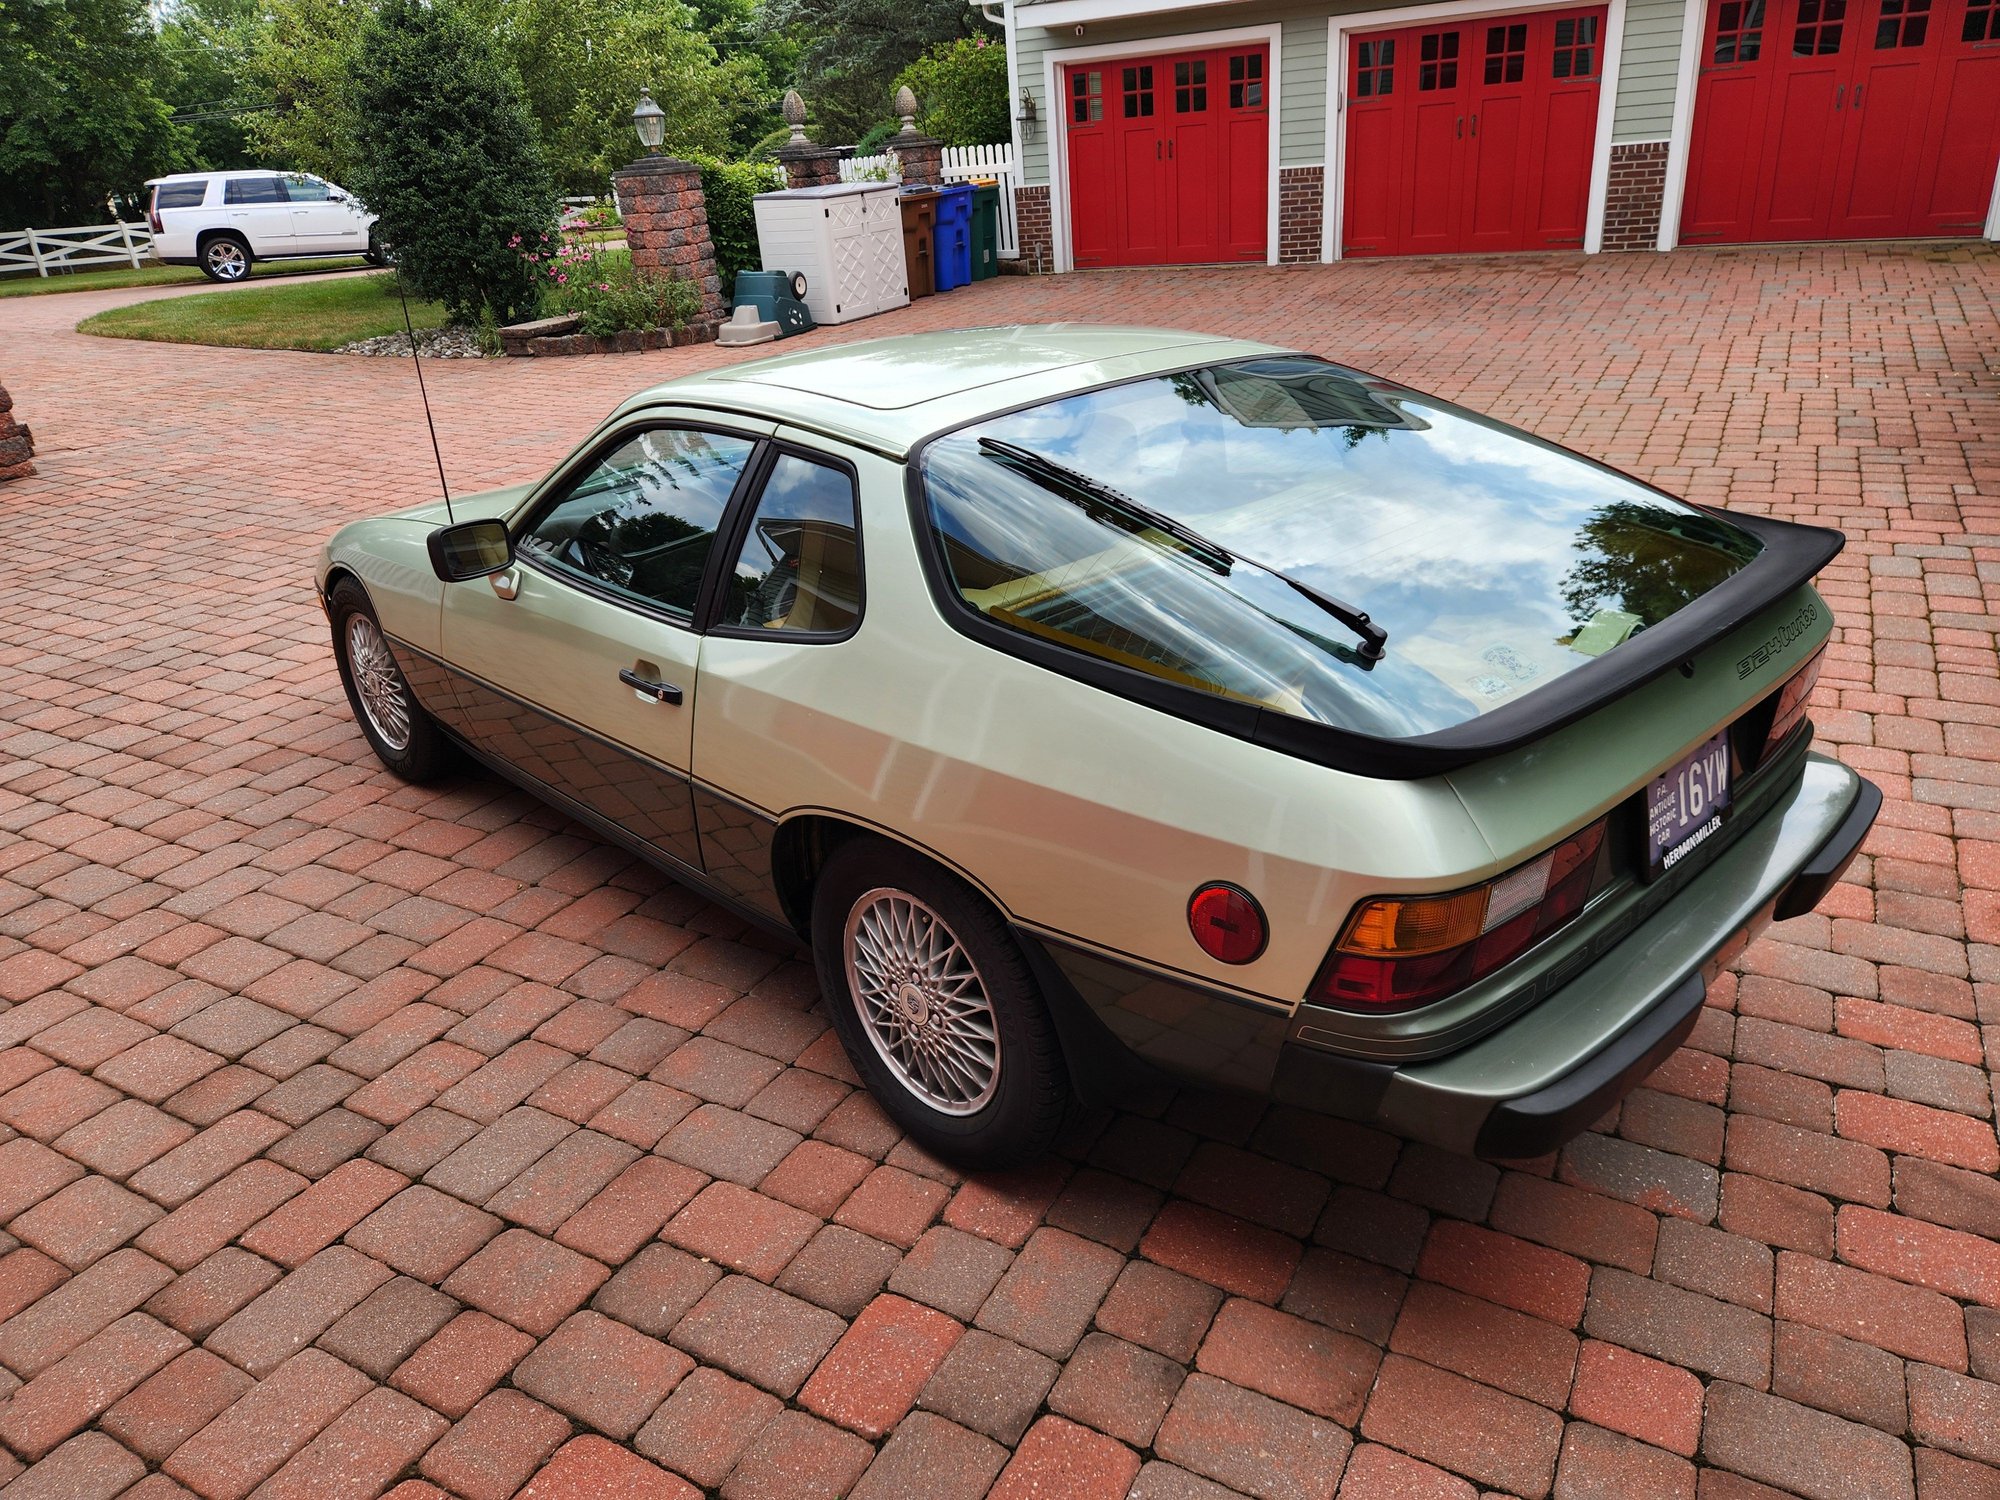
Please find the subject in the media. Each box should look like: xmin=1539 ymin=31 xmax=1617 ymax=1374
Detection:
xmin=2 ymin=244 xmax=1998 ymax=1500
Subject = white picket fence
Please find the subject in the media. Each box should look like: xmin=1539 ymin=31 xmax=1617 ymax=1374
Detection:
xmin=840 ymin=143 xmax=1021 ymax=258
xmin=0 ymin=221 xmax=155 ymax=277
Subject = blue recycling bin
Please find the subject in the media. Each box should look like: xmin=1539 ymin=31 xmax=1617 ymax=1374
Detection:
xmin=932 ymin=183 xmax=974 ymax=291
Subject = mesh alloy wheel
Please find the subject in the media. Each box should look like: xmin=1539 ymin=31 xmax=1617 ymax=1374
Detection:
xmin=842 ymin=887 xmax=1002 ymax=1114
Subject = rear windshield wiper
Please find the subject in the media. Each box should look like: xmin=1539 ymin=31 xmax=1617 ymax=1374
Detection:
xmin=977 ymin=436 xmax=1388 ymax=664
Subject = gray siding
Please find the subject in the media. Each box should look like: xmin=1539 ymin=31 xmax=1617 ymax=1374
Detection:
xmin=1009 ymin=0 xmax=1691 ymax=185
xmin=1612 ymin=0 xmax=1689 ymax=142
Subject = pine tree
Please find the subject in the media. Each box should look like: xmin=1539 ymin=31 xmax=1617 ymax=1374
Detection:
xmin=350 ymin=0 xmax=556 ymax=325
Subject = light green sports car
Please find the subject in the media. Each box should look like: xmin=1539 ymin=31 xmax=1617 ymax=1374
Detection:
xmin=318 ymin=326 xmax=1878 ymax=1166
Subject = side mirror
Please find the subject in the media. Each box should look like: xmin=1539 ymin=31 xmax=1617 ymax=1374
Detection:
xmin=427 ymin=519 xmax=512 ymax=581
xmin=328 ymin=191 xmax=348 ymax=203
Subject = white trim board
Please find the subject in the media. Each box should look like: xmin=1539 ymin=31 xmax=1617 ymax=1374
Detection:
xmin=1025 ymin=0 xmax=1260 ymax=28
xmin=1321 ymin=0 xmax=1628 ymax=262
xmin=1657 ymin=0 xmax=1706 ymax=251
xmin=1040 ymin=22 xmax=1284 ymax=275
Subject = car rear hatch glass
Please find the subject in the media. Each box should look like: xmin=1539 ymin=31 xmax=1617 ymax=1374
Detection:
xmin=916 ymin=357 xmax=1839 ymax=776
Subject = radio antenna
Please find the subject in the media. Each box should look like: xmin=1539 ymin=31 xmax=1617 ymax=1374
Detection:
xmin=394 ymin=270 xmax=456 ymax=523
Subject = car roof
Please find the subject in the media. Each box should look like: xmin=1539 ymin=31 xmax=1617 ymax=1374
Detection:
xmin=618 ymin=325 xmax=1290 ymax=458
xmin=145 ymin=170 xmax=316 ymax=184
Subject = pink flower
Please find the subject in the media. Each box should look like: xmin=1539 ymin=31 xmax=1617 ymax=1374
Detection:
xmin=556 ymin=274 xmax=568 ymax=284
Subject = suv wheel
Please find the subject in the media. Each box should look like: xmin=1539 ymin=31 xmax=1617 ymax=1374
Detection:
xmin=811 ymin=837 xmax=1072 ymax=1168
xmin=365 ymin=229 xmax=390 ymax=267
xmin=200 ymin=234 xmax=251 ymax=282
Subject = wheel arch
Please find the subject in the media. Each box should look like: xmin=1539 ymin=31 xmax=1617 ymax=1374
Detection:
xmin=195 ymin=226 xmax=250 ymax=253
xmin=767 ymin=810 xmax=1017 ymax=941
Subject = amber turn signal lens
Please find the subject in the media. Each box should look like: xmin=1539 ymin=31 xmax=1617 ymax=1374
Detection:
xmin=1188 ymin=883 xmax=1268 ymax=964
xmin=1336 ymin=888 xmax=1486 ymax=957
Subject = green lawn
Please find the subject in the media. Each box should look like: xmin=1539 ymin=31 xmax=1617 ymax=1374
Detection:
xmin=0 ymin=257 xmax=367 ymax=299
xmin=77 ymin=270 xmax=449 ymax=352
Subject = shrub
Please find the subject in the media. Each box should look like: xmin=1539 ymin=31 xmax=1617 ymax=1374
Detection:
xmin=349 ymin=0 xmax=558 ymax=326
xmin=896 ymin=36 xmax=1009 ymax=147
xmin=680 ymin=151 xmax=781 ymax=299
xmin=525 ymin=239 xmax=699 ymax=335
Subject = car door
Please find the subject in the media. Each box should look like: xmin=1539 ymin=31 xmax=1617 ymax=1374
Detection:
xmin=690 ymin=438 xmax=870 ymax=916
xmin=439 ymin=413 xmax=774 ymax=875
xmin=221 ymin=175 xmax=296 ymax=255
xmin=282 ymin=174 xmax=368 ymax=253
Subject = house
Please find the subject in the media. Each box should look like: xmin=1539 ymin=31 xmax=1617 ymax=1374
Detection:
xmin=978 ymin=0 xmax=2000 ymax=270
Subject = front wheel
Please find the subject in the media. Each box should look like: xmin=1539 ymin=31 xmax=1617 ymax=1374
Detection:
xmin=328 ymin=579 xmax=456 ymax=782
xmin=365 ymin=229 xmax=390 ymax=266
xmin=200 ymin=234 xmax=251 ymax=282
xmin=811 ymin=838 xmax=1071 ymax=1168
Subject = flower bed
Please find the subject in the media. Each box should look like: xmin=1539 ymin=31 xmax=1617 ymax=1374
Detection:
xmin=496 ymin=311 xmax=716 ymax=357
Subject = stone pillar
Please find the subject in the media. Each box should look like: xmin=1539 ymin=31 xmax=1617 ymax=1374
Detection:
xmin=889 ymin=85 xmax=944 ymax=186
xmin=778 ymin=143 xmax=842 ymax=191
xmin=612 ymin=155 xmax=726 ymax=340
xmin=775 ymin=87 xmax=843 ymax=190
xmin=0 ymin=383 xmax=33 ymax=482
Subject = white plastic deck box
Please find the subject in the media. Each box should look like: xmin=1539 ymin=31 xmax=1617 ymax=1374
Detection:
xmin=751 ymin=182 xmax=909 ymax=326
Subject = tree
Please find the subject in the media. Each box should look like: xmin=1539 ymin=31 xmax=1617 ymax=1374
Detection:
xmin=494 ymin=0 xmax=763 ymax=193
xmin=158 ymin=0 xmax=269 ymax=172
xmin=244 ymin=0 xmax=370 ymax=185
xmin=895 ymin=36 xmax=1009 ymax=147
xmin=349 ymin=0 xmax=556 ymax=325
xmin=0 ymin=0 xmax=189 ymax=228
xmin=760 ymin=0 xmax=977 ymax=145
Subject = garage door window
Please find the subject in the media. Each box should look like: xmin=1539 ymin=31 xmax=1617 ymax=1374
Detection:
xmin=1714 ymin=0 xmax=1765 ymax=62
xmin=1229 ymin=52 xmax=1264 ymax=107
xmin=1072 ymin=70 xmax=1103 ymax=123
xmin=1793 ymin=0 xmax=1845 ymax=55
xmin=1419 ymin=32 xmax=1460 ymax=89
xmin=1875 ymin=0 xmax=1928 ymax=47
xmin=1553 ymin=17 xmax=1599 ymax=76
xmin=1175 ymin=59 xmax=1207 ymax=113
xmin=1355 ymin=40 xmax=1395 ymax=96
xmin=1968 ymin=0 xmax=1997 ymax=41
xmin=1122 ymin=66 xmax=1154 ymax=117
xmin=1485 ymin=24 xmax=1528 ymax=83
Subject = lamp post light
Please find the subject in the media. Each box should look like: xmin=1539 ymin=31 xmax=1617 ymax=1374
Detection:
xmin=632 ymin=87 xmax=666 ymax=154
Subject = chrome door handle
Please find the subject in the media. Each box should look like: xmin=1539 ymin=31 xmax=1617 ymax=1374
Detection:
xmin=619 ymin=668 xmax=683 ymax=705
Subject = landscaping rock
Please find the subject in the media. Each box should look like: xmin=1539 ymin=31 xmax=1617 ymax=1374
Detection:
xmin=0 ymin=381 xmax=34 ymax=481
xmin=337 ymin=327 xmax=487 ymax=359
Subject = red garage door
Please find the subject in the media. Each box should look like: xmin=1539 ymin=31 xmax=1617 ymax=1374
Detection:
xmin=1682 ymin=0 xmax=2000 ymax=242
xmin=1343 ymin=7 xmax=1608 ymax=256
xmin=1066 ymin=47 xmax=1270 ymax=267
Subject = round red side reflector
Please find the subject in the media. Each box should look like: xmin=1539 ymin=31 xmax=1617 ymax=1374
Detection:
xmin=1187 ymin=883 xmax=1268 ymax=964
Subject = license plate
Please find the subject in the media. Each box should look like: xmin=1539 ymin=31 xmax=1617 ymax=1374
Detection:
xmin=1646 ymin=732 xmax=1732 ymax=877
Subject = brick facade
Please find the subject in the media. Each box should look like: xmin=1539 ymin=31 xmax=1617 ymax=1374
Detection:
xmin=610 ymin=156 xmax=726 ymax=338
xmin=1601 ymin=141 xmax=1670 ymax=252
xmin=0 ymin=382 xmax=32 ymax=481
xmin=1015 ymin=185 xmax=1054 ymax=273
xmin=777 ymin=144 xmax=842 ymax=191
xmin=1279 ymin=167 xmax=1324 ymax=265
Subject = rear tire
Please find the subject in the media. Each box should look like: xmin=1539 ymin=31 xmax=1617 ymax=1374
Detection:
xmin=365 ymin=229 xmax=390 ymax=267
xmin=199 ymin=233 xmax=251 ymax=282
xmin=328 ymin=579 xmax=456 ymax=783
xmin=811 ymin=837 xmax=1071 ymax=1168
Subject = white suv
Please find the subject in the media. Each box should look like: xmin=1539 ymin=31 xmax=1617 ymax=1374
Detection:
xmin=147 ymin=170 xmax=385 ymax=283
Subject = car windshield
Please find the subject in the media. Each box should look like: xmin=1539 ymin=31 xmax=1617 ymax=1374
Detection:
xmin=919 ymin=357 xmax=1763 ymax=739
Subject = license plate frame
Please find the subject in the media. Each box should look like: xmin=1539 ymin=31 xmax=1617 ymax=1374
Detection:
xmin=1645 ymin=732 xmax=1732 ymax=880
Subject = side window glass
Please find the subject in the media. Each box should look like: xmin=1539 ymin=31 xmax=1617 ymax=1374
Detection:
xmin=720 ymin=453 xmax=862 ymax=635
xmin=522 ymin=427 xmax=757 ymax=617
xmin=284 ymin=175 xmax=331 ymax=202
xmin=223 ymin=176 xmax=286 ymax=205
xmin=155 ymin=181 xmax=207 ymax=209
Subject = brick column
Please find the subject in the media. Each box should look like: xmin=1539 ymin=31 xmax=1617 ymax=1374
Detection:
xmin=0 ymin=383 xmax=33 ymax=482
xmin=1014 ymin=185 xmax=1053 ymax=273
xmin=891 ymin=132 xmax=945 ymax=187
xmin=1601 ymin=143 xmax=1670 ymax=252
xmin=612 ymin=155 xmax=726 ymax=339
xmin=777 ymin=143 xmax=843 ymax=190
xmin=1278 ymin=167 xmax=1324 ymax=265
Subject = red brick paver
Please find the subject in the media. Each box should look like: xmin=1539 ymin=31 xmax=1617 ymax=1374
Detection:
xmin=1 ymin=245 xmax=1998 ymax=1496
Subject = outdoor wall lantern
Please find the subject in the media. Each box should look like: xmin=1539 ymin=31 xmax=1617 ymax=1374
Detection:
xmin=633 ymin=87 xmax=666 ymax=154
xmin=1017 ymin=89 xmax=1038 ymax=141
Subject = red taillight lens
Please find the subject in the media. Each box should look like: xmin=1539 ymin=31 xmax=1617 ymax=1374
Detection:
xmin=1188 ymin=883 xmax=1267 ymax=964
xmin=1311 ymin=820 xmax=1607 ymax=1012
xmin=147 ymin=192 xmax=162 ymax=235
xmin=1762 ymin=645 xmax=1825 ymax=758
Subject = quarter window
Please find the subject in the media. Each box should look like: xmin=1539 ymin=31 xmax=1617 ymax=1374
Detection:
xmin=522 ymin=427 xmax=756 ymax=618
xmin=719 ymin=455 xmax=862 ymax=635
xmin=154 ymin=181 xmax=207 ymax=209
xmin=223 ymin=176 xmax=287 ymax=204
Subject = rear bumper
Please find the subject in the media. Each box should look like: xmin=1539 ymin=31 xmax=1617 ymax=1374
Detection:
xmin=1275 ymin=753 xmax=1878 ymax=1159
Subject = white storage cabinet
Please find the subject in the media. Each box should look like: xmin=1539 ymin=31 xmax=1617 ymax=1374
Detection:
xmin=751 ymin=183 xmax=909 ymax=326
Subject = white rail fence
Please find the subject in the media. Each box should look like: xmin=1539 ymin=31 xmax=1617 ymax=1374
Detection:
xmin=840 ymin=143 xmax=1021 ymax=257
xmin=0 ymin=221 xmax=155 ymax=277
